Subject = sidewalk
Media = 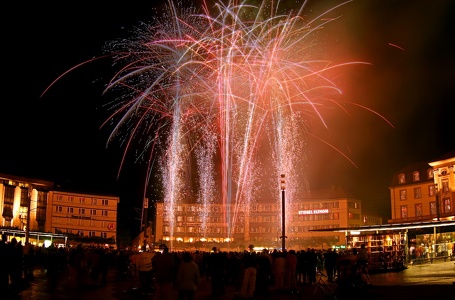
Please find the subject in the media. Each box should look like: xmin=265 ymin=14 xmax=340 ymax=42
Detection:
xmin=13 ymin=260 xmax=455 ymax=300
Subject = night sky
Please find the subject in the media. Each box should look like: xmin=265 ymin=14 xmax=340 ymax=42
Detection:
xmin=2 ymin=0 xmax=454 ymax=239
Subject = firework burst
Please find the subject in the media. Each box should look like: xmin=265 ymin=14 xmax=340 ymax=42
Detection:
xmin=45 ymin=0 xmax=390 ymax=245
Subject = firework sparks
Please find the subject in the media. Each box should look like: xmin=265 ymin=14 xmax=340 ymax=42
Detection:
xmin=44 ymin=0 xmax=386 ymax=246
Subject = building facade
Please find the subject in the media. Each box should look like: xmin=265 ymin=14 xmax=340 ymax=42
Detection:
xmin=389 ymin=151 xmax=455 ymax=222
xmin=47 ymin=189 xmax=119 ymax=244
xmin=153 ymin=186 xmax=382 ymax=250
xmin=0 ymin=173 xmax=119 ymax=247
xmin=0 ymin=174 xmax=54 ymax=233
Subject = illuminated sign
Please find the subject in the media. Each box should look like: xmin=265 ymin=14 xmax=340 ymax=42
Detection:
xmin=298 ymin=209 xmax=329 ymax=215
xmin=108 ymin=223 xmax=116 ymax=231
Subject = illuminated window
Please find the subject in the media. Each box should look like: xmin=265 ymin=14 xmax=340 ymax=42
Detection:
xmin=348 ymin=202 xmax=360 ymax=209
xmin=442 ymin=181 xmax=449 ymax=193
xmin=400 ymin=206 xmax=408 ymax=218
xmin=400 ymin=190 xmax=407 ymax=200
xmin=429 ymin=185 xmax=436 ymax=196
xmin=415 ymin=203 xmax=422 ymax=217
xmin=20 ymin=188 xmax=29 ymax=206
xmin=412 ymin=171 xmax=420 ymax=182
xmin=414 ymin=187 xmax=422 ymax=199
xmin=348 ymin=213 xmax=360 ymax=219
xmin=443 ymin=198 xmax=451 ymax=213
xmin=399 ymin=173 xmax=406 ymax=184
xmin=427 ymin=169 xmax=434 ymax=179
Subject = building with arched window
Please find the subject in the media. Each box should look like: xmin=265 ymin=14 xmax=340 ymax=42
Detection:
xmin=389 ymin=151 xmax=454 ymax=222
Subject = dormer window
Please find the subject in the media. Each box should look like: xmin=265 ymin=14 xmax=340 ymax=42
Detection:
xmin=413 ymin=171 xmax=420 ymax=182
xmin=399 ymin=173 xmax=406 ymax=184
xmin=427 ymin=168 xmax=434 ymax=179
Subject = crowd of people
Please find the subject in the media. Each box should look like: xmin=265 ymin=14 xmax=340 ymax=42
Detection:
xmin=125 ymin=243 xmax=373 ymax=299
xmin=0 ymin=233 xmax=373 ymax=299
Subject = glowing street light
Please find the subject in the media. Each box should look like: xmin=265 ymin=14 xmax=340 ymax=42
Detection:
xmin=280 ymin=174 xmax=286 ymax=250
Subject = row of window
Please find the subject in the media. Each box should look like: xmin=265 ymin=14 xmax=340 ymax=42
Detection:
xmin=54 ymin=228 xmax=108 ymax=238
xmin=399 ymin=199 xmax=452 ymax=218
xmin=52 ymin=217 xmax=113 ymax=228
xmin=165 ymin=212 xmax=355 ymax=224
xmin=56 ymin=195 xmax=110 ymax=206
xmin=400 ymin=182 xmax=450 ymax=200
xmin=54 ymin=206 xmax=109 ymax=216
xmin=169 ymin=201 xmax=342 ymax=213
xmin=163 ymin=223 xmax=341 ymax=234
xmin=398 ymin=169 xmax=433 ymax=184
xmin=398 ymin=168 xmax=452 ymax=185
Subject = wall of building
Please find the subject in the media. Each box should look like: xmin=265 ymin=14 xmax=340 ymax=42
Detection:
xmin=389 ymin=153 xmax=454 ymax=222
xmin=151 ymin=187 xmax=381 ymax=250
xmin=47 ymin=190 xmax=119 ymax=241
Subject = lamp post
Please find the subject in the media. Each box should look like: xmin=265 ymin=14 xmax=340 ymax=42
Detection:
xmin=435 ymin=184 xmax=440 ymax=221
xmin=280 ymin=174 xmax=286 ymax=251
xmin=25 ymin=185 xmax=33 ymax=244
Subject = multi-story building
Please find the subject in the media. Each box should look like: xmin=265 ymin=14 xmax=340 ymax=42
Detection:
xmin=0 ymin=173 xmax=120 ymax=247
xmin=0 ymin=173 xmax=53 ymax=232
xmin=47 ymin=189 xmax=119 ymax=245
xmin=389 ymin=150 xmax=454 ymax=222
xmin=153 ymin=186 xmax=382 ymax=250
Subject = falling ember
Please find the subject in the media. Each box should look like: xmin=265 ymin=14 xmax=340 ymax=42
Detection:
xmin=388 ymin=42 xmax=406 ymax=51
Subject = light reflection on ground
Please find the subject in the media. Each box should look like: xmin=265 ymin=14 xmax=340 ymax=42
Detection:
xmin=370 ymin=260 xmax=455 ymax=285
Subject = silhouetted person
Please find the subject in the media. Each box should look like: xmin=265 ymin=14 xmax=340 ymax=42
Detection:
xmin=324 ymin=248 xmax=337 ymax=283
xmin=256 ymin=249 xmax=273 ymax=296
xmin=153 ymin=246 xmax=175 ymax=300
xmin=176 ymin=251 xmax=200 ymax=300
xmin=0 ymin=234 xmax=9 ymax=293
xmin=207 ymin=247 xmax=226 ymax=296
xmin=137 ymin=247 xmax=155 ymax=294
xmin=239 ymin=245 xmax=258 ymax=299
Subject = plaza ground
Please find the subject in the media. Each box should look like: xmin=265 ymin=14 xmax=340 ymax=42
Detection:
xmin=13 ymin=259 xmax=455 ymax=300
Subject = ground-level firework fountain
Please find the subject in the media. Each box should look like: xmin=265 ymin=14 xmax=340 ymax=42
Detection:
xmin=44 ymin=0 xmax=389 ymax=249
xmin=99 ymin=0 xmax=379 ymax=249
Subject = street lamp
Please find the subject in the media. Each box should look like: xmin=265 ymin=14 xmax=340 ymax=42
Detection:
xmin=280 ymin=174 xmax=286 ymax=251
xmin=435 ymin=184 xmax=440 ymax=221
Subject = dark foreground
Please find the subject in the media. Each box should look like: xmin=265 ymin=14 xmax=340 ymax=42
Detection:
xmin=9 ymin=260 xmax=455 ymax=300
